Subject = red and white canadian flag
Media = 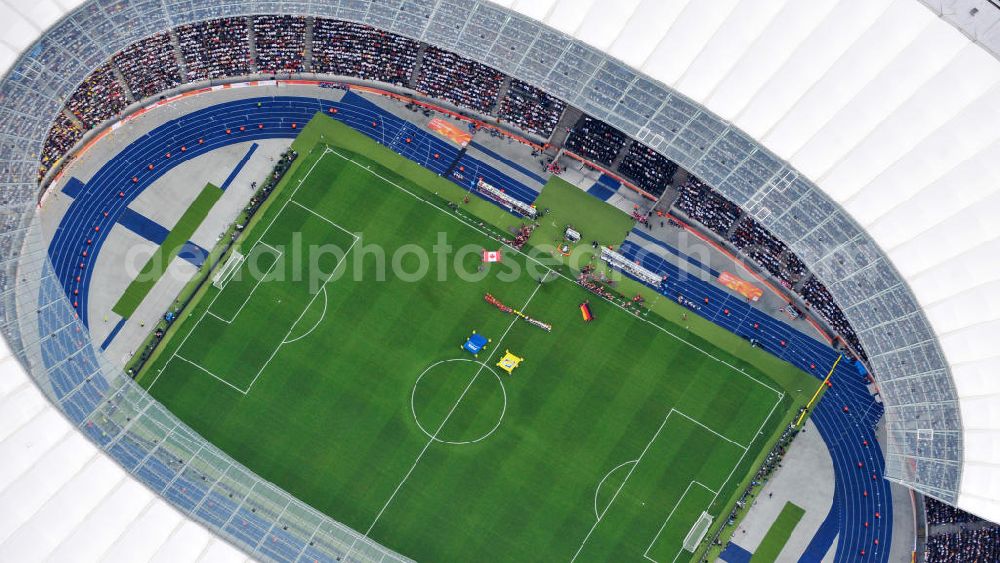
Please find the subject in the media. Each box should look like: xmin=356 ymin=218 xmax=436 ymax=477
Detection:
xmin=482 ymin=249 xmax=503 ymax=263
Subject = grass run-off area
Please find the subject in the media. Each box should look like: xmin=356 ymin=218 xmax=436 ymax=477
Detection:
xmin=752 ymin=502 xmax=806 ymax=562
xmin=140 ymin=113 xmax=816 ymax=562
xmin=113 ymin=183 xmax=222 ymax=318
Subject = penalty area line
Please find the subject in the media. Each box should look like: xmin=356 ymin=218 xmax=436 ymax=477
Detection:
xmin=323 ymin=147 xmax=782 ymax=401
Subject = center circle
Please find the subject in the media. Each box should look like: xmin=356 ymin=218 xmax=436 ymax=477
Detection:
xmin=410 ymin=359 xmax=508 ymax=445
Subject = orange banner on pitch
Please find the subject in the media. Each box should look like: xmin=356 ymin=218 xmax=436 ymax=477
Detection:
xmin=428 ymin=118 xmax=472 ymax=147
xmin=718 ymin=271 xmax=763 ymax=302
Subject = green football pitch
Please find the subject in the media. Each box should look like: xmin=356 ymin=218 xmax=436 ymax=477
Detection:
xmin=142 ymin=129 xmax=812 ymax=561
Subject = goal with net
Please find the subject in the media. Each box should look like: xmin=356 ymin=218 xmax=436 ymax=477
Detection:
xmin=213 ymin=250 xmax=244 ymax=289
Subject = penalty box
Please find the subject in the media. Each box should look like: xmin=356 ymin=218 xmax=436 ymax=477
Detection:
xmin=574 ymin=409 xmax=747 ymax=562
xmin=175 ymin=200 xmax=357 ymax=393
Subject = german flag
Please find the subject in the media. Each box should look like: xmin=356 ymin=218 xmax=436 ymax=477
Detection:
xmin=580 ymin=302 xmax=594 ymax=322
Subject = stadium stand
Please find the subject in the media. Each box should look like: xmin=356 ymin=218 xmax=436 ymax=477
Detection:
xmin=925 ymin=528 xmax=1000 ymax=562
xmin=730 ymin=216 xmax=809 ymax=288
xmin=924 ymin=498 xmax=1000 ymax=563
xmin=176 ymin=17 xmax=254 ymax=80
xmin=39 ymin=114 xmax=83 ymax=179
xmin=35 ymin=14 xmax=868 ymax=404
xmin=565 ymin=115 xmax=628 ymax=166
xmin=674 ymin=176 xmax=743 ymax=235
xmin=47 ymin=94 xmax=544 ymax=327
xmin=497 ymin=79 xmax=566 ymax=138
xmin=927 ymin=498 xmax=982 ymax=525
xmin=65 ymin=63 xmax=130 ymax=129
xmin=311 ymin=19 xmax=420 ymax=86
xmin=112 ymin=32 xmax=182 ymax=100
xmin=416 ymin=46 xmax=505 ymax=114
xmin=617 ymin=141 xmax=677 ymax=197
xmin=799 ymin=277 xmax=867 ymax=360
xmin=621 ymin=234 xmax=891 ymax=561
xmin=253 ymin=15 xmax=307 ymax=74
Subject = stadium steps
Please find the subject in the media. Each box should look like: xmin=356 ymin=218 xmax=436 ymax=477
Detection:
xmin=167 ymin=29 xmax=189 ymax=80
xmin=793 ymin=273 xmax=813 ymax=293
xmin=109 ymin=63 xmax=136 ymax=103
xmin=492 ymin=75 xmax=512 ymax=114
xmin=654 ymin=185 xmax=681 ymax=211
xmin=409 ymin=44 xmax=428 ymax=89
xmin=726 ymin=212 xmax=748 ymax=239
xmin=444 ymin=147 xmax=468 ymax=178
xmin=303 ymin=17 xmax=315 ymax=72
xmin=246 ymin=17 xmax=260 ymax=74
xmin=610 ymin=137 xmax=634 ymax=170
xmin=547 ymin=105 xmax=583 ymax=152
xmin=62 ymin=108 xmax=84 ymax=130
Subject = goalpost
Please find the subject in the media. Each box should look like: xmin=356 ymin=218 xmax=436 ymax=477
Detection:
xmin=213 ymin=250 xmax=245 ymax=289
xmin=683 ymin=511 xmax=713 ymax=552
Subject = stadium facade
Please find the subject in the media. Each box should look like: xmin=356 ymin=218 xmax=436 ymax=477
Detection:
xmin=2 ymin=0 xmax=1000 ymax=558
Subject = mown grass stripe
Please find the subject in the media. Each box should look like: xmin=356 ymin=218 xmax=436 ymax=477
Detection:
xmin=752 ymin=501 xmax=805 ymax=562
xmin=113 ymin=183 xmax=222 ymax=317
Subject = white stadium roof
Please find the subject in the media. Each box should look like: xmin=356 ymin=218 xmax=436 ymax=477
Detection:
xmin=0 ymin=338 xmax=248 ymax=562
xmin=3 ymin=0 xmax=1000 ymax=557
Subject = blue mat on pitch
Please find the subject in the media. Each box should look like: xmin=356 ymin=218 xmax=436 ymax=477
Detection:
xmin=586 ymin=181 xmax=617 ymax=202
xmin=61 ymin=177 xmax=86 ymax=199
xmin=469 ymin=140 xmax=548 ymax=185
xmin=220 ymin=142 xmax=259 ymax=191
xmin=720 ymin=542 xmax=753 ymax=563
xmin=117 ymin=208 xmax=169 ymax=245
xmin=99 ymin=317 xmax=127 ymax=351
xmin=631 ymin=228 xmax=722 ymax=279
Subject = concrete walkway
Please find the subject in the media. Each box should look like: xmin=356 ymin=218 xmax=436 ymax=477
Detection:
xmin=722 ymin=420 xmax=836 ymax=562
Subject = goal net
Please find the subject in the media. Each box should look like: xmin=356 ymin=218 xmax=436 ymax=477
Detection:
xmin=683 ymin=512 xmax=713 ymax=552
xmin=213 ymin=251 xmax=244 ymax=289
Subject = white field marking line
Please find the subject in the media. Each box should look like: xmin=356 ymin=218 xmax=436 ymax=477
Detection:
xmin=147 ymin=149 xmax=334 ymax=393
xmin=213 ymin=252 xmax=245 ymax=290
xmin=342 ymin=279 xmax=547 ymax=560
xmin=289 ymin=199 xmax=358 ymax=238
xmin=174 ymin=355 xmax=247 ymax=395
xmin=325 ymin=148 xmax=782 ymax=399
xmin=210 ymin=243 xmax=284 ymax=325
xmin=409 ymin=358 xmax=508 ymax=446
xmin=642 ymin=481 xmax=717 ymax=563
xmin=283 ymin=286 xmax=328 ymax=345
xmin=593 ymin=460 xmax=638 ymax=519
xmin=671 ymin=409 xmax=747 ymax=451
xmin=242 ymin=235 xmax=359 ymax=395
xmin=570 ymin=408 xmax=677 ymax=562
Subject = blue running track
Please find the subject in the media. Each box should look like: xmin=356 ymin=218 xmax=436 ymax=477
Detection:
xmin=619 ymin=236 xmax=892 ymax=562
xmin=43 ymin=92 xmax=891 ymax=562
xmin=48 ymin=94 xmax=541 ymax=328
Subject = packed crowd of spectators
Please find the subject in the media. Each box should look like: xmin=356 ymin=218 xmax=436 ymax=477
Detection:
xmin=496 ymin=79 xmax=565 ymax=138
xmin=40 ymin=114 xmax=84 ymax=180
xmin=618 ymin=143 xmax=677 ymax=197
xmin=927 ymin=498 xmax=982 ymax=525
xmin=65 ymin=63 xmax=131 ymax=129
xmin=565 ymin=116 xmax=627 ymax=166
xmin=253 ymin=15 xmax=306 ymax=74
xmin=312 ymin=20 xmax=419 ymax=86
xmin=177 ymin=18 xmax=254 ymax=81
xmin=112 ymin=32 xmax=182 ymax=101
xmin=670 ymin=173 xmax=867 ymax=357
xmin=926 ymin=527 xmax=1000 ymax=562
xmin=417 ymin=46 xmax=505 ymax=114
xmin=925 ymin=498 xmax=1000 ymax=561
xmin=730 ymin=217 xmax=809 ymax=287
xmin=798 ymin=277 xmax=865 ymax=358
xmin=674 ymin=176 xmax=743 ymax=235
